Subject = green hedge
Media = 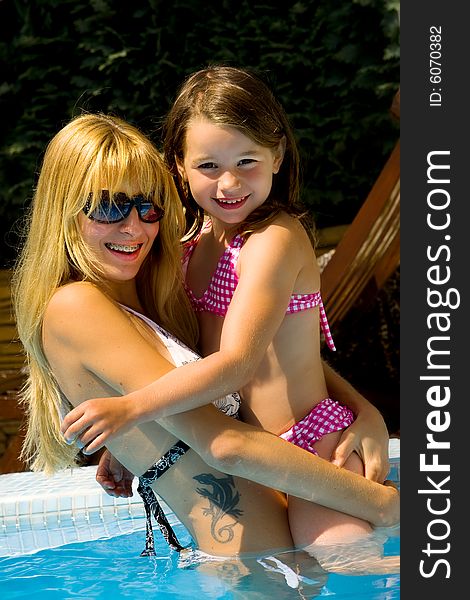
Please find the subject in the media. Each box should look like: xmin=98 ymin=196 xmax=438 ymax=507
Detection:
xmin=0 ymin=0 xmax=399 ymax=266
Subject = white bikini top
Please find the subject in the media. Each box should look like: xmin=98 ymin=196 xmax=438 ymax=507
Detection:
xmin=121 ymin=305 xmax=240 ymax=418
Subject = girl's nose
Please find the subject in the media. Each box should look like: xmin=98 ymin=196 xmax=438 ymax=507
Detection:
xmin=219 ymin=170 xmax=241 ymax=193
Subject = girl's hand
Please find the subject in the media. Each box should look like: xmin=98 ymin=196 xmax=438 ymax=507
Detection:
xmin=60 ymin=395 xmax=138 ymax=454
xmin=331 ymin=407 xmax=390 ymax=483
xmin=96 ymin=449 xmax=135 ymax=497
xmin=321 ymin=362 xmax=391 ymax=483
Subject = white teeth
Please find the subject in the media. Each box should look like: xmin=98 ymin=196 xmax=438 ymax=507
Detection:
xmin=106 ymin=243 xmax=139 ymax=253
xmin=219 ymin=197 xmax=244 ymax=204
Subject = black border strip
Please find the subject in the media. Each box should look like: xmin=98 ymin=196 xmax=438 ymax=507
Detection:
xmin=401 ymin=4 xmax=467 ymax=596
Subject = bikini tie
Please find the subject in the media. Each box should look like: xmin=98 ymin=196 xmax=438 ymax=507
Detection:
xmin=137 ymin=440 xmax=190 ymax=556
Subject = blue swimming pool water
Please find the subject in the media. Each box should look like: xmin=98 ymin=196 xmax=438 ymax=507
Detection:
xmin=0 ymin=451 xmax=400 ymax=599
xmin=0 ymin=525 xmax=399 ymax=599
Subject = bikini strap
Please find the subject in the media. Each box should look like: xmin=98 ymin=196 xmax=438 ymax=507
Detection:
xmin=137 ymin=440 xmax=191 ymax=556
xmin=318 ymin=299 xmax=336 ymax=351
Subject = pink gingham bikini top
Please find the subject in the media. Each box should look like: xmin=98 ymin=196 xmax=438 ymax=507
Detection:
xmin=182 ymin=224 xmax=336 ymax=351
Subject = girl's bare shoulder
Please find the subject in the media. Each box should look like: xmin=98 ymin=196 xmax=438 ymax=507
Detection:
xmin=246 ymin=212 xmax=313 ymax=257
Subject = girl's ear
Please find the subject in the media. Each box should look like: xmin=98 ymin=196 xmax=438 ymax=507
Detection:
xmin=176 ymin=157 xmax=187 ymax=182
xmin=272 ymin=136 xmax=286 ymax=174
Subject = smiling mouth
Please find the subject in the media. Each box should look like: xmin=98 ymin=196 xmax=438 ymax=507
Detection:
xmin=213 ymin=194 xmax=250 ymax=207
xmin=105 ymin=242 xmax=142 ymax=254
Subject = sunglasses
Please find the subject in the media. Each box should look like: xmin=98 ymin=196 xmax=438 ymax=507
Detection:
xmin=83 ymin=190 xmax=164 ymax=224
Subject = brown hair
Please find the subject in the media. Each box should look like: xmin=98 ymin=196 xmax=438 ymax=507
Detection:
xmin=163 ymin=65 xmax=313 ymax=242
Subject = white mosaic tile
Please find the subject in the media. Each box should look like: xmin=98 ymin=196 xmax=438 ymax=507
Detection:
xmin=388 ymin=437 xmax=400 ymax=459
xmin=0 ymin=465 xmax=147 ymax=556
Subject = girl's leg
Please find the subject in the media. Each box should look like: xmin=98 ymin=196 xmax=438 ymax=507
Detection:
xmin=287 ymin=430 xmax=399 ymax=573
xmin=287 ymin=430 xmax=372 ymax=549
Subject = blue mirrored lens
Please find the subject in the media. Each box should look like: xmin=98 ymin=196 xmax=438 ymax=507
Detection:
xmin=84 ymin=192 xmax=164 ymax=223
xmin=92 ymin=203 xmax=129 ymax=222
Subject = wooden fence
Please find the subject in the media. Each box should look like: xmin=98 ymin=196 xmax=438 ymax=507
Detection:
xmin=0 ymin=269 xmax=27 ymax=473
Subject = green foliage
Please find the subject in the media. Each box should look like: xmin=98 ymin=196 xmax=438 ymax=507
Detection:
xmin=0 ymin=0 xmax=399 ymax=266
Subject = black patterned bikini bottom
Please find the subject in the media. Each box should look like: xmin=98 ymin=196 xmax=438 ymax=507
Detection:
xmin=137 ymin=439 xmax=190 ymax=556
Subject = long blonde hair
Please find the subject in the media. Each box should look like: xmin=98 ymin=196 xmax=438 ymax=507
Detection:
xmin=12 ymin=113 xmax=198 ymax=473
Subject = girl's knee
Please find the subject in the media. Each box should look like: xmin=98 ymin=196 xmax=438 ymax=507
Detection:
xmin=343 ymin=452 xmax=365 ymax=477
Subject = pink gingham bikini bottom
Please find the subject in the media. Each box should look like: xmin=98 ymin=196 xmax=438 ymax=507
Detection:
xmin=279 ymin=398 xmax=354 ymax=455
